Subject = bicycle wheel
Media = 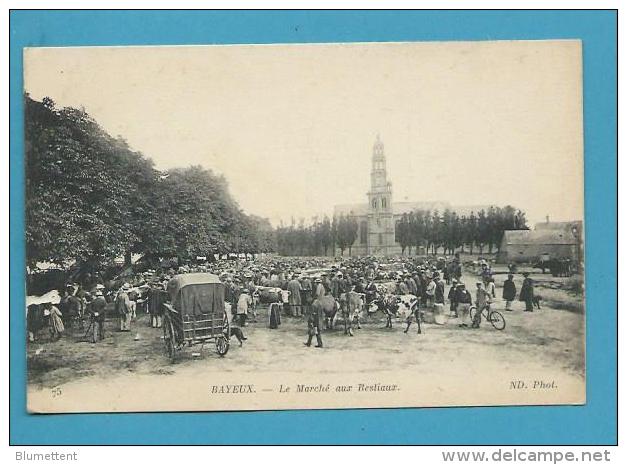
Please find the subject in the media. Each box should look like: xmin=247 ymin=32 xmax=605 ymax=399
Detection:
xmin=488 ymin=311 xmax=506 ymax=331
xmin=163 ymin=317 xmax=177 ymax=362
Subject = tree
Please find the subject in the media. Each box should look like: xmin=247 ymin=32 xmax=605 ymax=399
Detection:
xmin=332 ymin=214 xmax=358 ymax=256
xmin=320 ymin=216 xmax=333 ymax=256
xmin=411 ymin=210 xmax=426 ymax=255
xmin=334 ymin=215 xmax=349 ymax=256
xmin=396 ymin=213 xmax=412 ymax=255
xmin=346 ymin=216 xmax=359 ymax=256
xmin=476 ymin=209 xmax=489 ymax=254
xmin=430 ymin=210 xmax=442 ymax=255
xmin=466 ymin=212 xmax=478 ymax=254
xmin=25 ymin=95 xmax=275 ymax=273
xmin=514 ymin=210 xmax=529 ymax=230
xmin=25 ymin=95 xmax=149 ymax=272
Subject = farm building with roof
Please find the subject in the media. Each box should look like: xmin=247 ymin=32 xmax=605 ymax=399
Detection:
xmin=497 ymin=220 xmax=583 ymax=264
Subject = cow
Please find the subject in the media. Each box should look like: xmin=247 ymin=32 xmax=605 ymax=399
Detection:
xmin=314 ymin=295 xmax=340 ymax=330
xmin=369 ymin=293 xmax=421 ymax=334
xmin=257 ymin=287 xmax=290 ymax=304
xmin=339 ymin=291 xmax=365 ymax=336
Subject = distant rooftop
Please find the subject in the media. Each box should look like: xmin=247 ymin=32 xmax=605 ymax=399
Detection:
xmin=534 ymin=220 xmax=583 ymax=232
xmin=333 ymin=201 xmax=494 ymax=217
xmin=502 ymin=229 xmax=577 ymax=246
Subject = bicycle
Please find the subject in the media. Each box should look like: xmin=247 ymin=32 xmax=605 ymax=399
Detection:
xmin=469 ymin=303 xmax=506 ymax=331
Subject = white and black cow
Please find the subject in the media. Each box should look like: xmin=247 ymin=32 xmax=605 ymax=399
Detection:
xmin=369 ymin=293 xmax=421 ymax=334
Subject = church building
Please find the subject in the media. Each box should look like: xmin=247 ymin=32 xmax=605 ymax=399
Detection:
xmin=333 ymin=136 xmax=480 ymax=256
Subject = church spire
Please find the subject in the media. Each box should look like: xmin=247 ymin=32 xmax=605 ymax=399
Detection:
xmin=370 ymin=135 xmax=390 ymax=191
xmin=373 ymin=133 xmax=384 ymax=159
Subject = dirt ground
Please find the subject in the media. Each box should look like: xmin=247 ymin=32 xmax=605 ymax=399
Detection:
xmin=27 ymin=269 xmax=585 ymax=395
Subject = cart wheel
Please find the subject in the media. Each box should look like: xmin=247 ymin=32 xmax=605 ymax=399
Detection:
xmin=216 ymin=335 xmax=229 ymax=356
xmin=469 ymin=306 xmax=477 ymax=322
xmin=489 ymin=311 xmax=506 ymax=331
xmin=163 ymin=318 xmax=176 ymax=362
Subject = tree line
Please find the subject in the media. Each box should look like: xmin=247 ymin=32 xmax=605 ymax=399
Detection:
xmin=395 ymin=206 xmax=528 ymax=255
xmin=275 ymin=214 xmax=359 ymax=257
xmin=275 ymin=207 xmax=528 ymax=257
xmin=25 ymin=95 xmax=275 ymax=274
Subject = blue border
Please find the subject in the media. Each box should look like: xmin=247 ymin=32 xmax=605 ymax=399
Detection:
xmin=9 ymin=10 xmax=617 ymax=445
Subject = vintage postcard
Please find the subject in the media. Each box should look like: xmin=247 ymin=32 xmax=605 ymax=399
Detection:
xmin=23 ymin=40 xmax=584 ymax=413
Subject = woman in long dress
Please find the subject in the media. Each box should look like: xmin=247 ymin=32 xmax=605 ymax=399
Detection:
xmin=45 ymin=302 xmax=65 ymax=340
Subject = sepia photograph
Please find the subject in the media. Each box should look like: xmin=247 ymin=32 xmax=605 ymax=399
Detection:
xmin=22 ymin=40 xmax=585 ymax=413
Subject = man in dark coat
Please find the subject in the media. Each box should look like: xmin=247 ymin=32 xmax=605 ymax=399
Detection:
xmin=87 ymin=290 xmax=107 ymax=342
xmin=287 ymin=274 xmax=303 ymax=317
xmin=300 ymin=276 xmax=313 ymax=316
xmin=331 ymin=273 xmax=342 ymax=299
xmin=353 ymin=277 xmax=366 ymax=294
xmin=456 ymin=283 xmax=473 ymax=327
xmin=502 ymin=273 xmax=517 ymax=311
xmin=304 ymin=299 xmax=324 ymax=348
xmin=448 ymin=280 xmax=459 ymax=317
xmin=364 ymin=279 xmax=378 ymax=305
xmin=148 ymin=284 xmax=167 ymax=327
xmin=434 ymin=275 xmax=445 ymax=304
xmin=314 ymin=278 xmax=326 ymax=300
xmin=519 ymin=272 xmax=534 ymax=312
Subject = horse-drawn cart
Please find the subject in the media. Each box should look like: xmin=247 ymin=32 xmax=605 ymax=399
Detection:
xmin=162 ymin=273 xmax=230 ymax=361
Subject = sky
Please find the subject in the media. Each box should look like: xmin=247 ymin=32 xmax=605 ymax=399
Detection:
xmin=24 ymin=40 xmax=584 ymax=227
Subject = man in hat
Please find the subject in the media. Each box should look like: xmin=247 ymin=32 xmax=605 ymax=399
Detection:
xmin=364 ymin=278 xmax=378 ymax=305
xmin=434 ymin=274 xmax=445 ymax=305
xmin=448 ymin=279 xmax=459 ymax=317
xmin=314 ymin=278 xmax=326 ymax=300
xmin=236 ymin=288 xmax=252 ymax=327
xmin=287 ymin=273 xmax=303 ymax=317
xmin=115 ymin=283 xmax=133 ymax=332
xmin=61 ymin=284 xmax=82 ymax=330
xmin=395 ymin=277 xmax=409 ymax=296
xmin=331 ymin=272 xmax=343 ymax=299
xmin=87 ymin=290 xmax=107 ymax=342
xmin=321 ymin=273 xmax=332 ymax=294
xmin=300 ymin=274 xmax=313 ymax=316
xmin=472 ymin=281 xmax=492 ymax=328
xmin=455 ymin=283 xmax=473 ymax=327
xmin=244 ymin=273 xmax=258 ymax=321
xmin=304 ymin=298 xmax=324 ymax=348
xmin=405 ymin=273 xmax=417 ymax=296
xmin=503 ymin=273 xmax=517 ymax=311
xmin=412 ymin=272 xmax=423 ymax=301
xmin=425 ymin=274 xmax=436 ymax=308
xmin=148 ymin=280 xmax=167 ymax=328
xmin=519 ymin=272 xmax=535 ymax=312
xmin=353 ymin=277 xmax=366 ymax=294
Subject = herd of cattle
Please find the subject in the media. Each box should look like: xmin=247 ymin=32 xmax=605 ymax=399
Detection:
xmin=250 ymin=284 xmax=421 ymax=336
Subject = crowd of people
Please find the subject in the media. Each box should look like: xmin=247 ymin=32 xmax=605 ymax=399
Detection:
xmin=27 ymin=253 xmax=538 ymax=346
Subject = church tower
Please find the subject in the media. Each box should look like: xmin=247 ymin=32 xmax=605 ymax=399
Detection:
xmin=367 ymin=135 xmax=395 ymax=255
